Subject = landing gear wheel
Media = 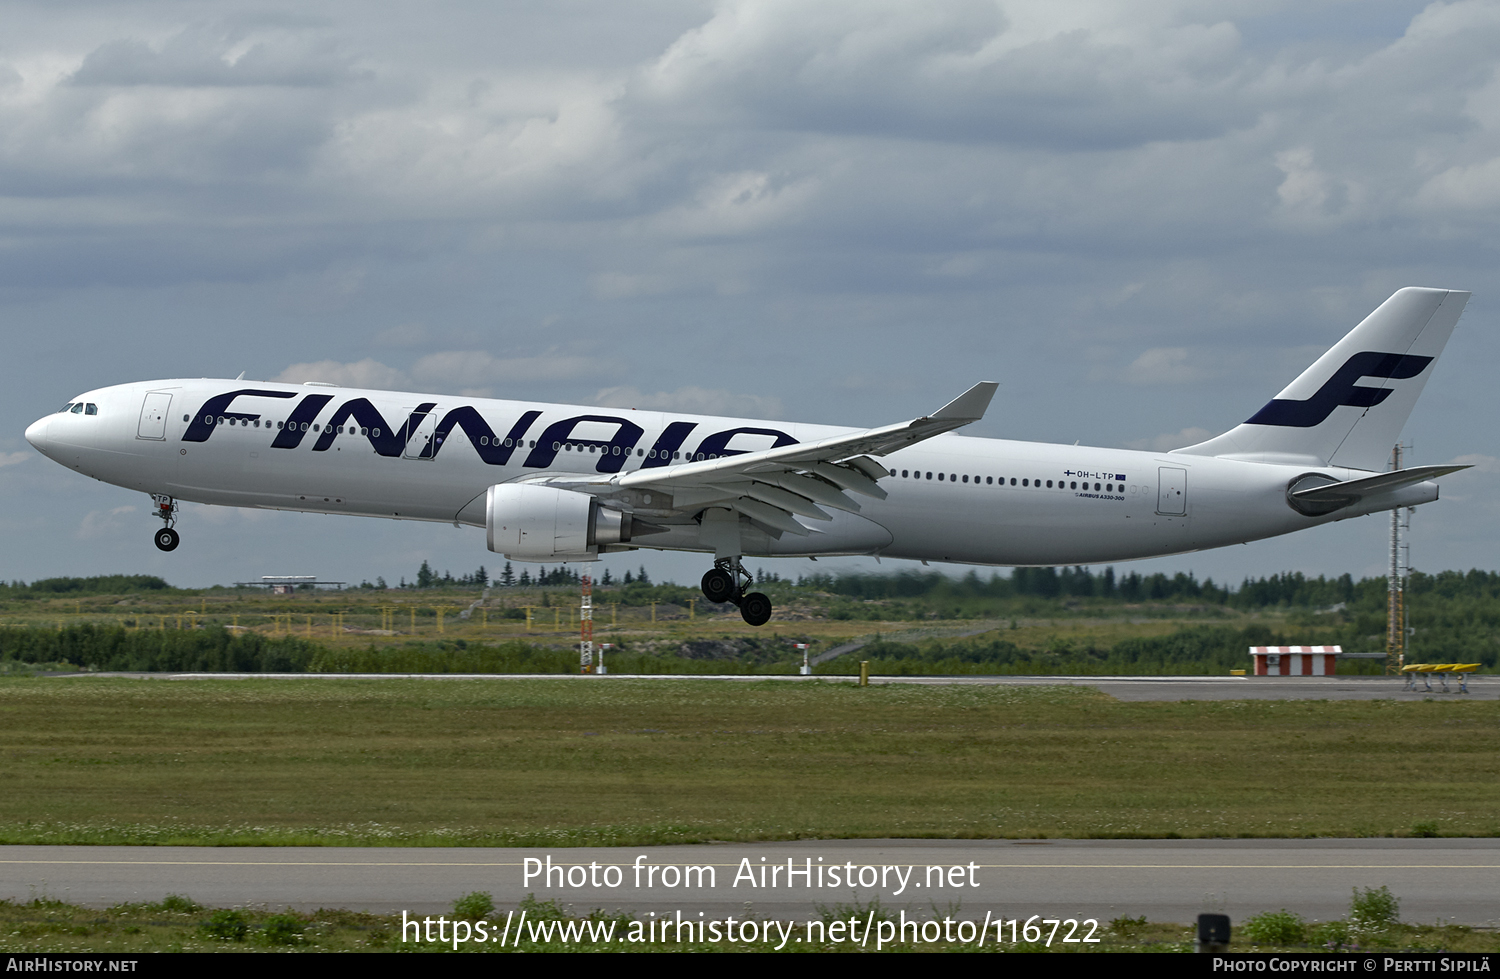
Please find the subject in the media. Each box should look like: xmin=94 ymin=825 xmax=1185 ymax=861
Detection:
xmin=739 ymin=592 xmax=772 ymax=627
xmin=701 ymin=568 xmax=737 ymax=604
xmin=154 ymin=527 xmax=180 ymax=552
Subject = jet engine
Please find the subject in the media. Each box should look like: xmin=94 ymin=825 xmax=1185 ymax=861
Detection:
xmin=485 ymin=483 xmax=637 ymax=561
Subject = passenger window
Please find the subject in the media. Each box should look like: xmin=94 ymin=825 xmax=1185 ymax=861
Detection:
xmin=938 ymin=473 xmax=944 ymax=481
xmin=986 ymin=477 xmax=992 ymax=484
xmin=902 ymin=470 xmax=908 ymax=478
xmin=1046 ymin=480 xmax=1053 ymax=488
xmin=925 ymin=472 xmax=932 ymax=480
xmin=1022 ymin=479 xmax=1028 ymax=486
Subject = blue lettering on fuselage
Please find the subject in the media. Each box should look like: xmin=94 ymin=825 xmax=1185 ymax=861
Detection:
xmin=418 ymin=406 xmax=540 ymax=465
xmin=181 ymin=391 xmax=803 ymax=470
xmin=182 ymin=389 xmax=297 ymax=441
xmin=642 ymin=421 xmax=698 ymax=468
xmin=308 ymin=399 xmax=442 ymax=457
xmin=692 ymin=426 xmax=797 ymax=459
xmin=271 ymin=395 xmax=337 ymax=448
xmin=523 ymin=415 xmax=646 ymax=473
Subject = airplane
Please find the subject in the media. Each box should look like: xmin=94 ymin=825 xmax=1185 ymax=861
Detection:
xmin=25 ymin=286 xmax=1471 ymax=626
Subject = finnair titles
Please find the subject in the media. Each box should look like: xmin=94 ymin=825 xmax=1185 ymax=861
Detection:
xmin=27 ymin=287 xmax=1471 ymax=626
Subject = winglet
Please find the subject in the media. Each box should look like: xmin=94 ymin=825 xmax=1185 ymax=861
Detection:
xmin=930 ymin=381 xmax=998 ymax=422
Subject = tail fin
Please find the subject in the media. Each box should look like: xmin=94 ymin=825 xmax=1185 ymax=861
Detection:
xmin=1173 ymin=287 xmax=1469 ymax=470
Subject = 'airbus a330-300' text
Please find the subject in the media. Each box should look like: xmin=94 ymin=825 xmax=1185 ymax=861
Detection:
xmin=27 ymin=287 xmax=1471 ymax=625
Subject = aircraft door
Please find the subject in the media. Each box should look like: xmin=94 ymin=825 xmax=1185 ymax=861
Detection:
xmin=137 ymin=392 xmax=172 ymax=440
xmin=402 ymin=407 xmax=438 ymax=460
xmin=1157 ymin=467 xmax=1187 ymax=515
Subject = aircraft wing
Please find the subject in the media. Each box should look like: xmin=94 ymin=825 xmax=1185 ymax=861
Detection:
xmin=540 ymin=381 xmax=998 ymax=537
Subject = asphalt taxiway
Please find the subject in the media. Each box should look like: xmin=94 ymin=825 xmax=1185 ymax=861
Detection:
xmin=57 ymin=672 xmax=1497 ymax=701
xmin=4 ymin=839 xmax=1496 ymax=925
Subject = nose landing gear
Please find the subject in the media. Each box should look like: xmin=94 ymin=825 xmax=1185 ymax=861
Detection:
xmin=152 ymin=494 xmax=179 ymax=551
xmin=700 ymin=558 xmax=773 ymax=626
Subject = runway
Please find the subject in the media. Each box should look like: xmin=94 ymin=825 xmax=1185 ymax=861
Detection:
xmin=58 ymin=672 xmax=1498 ymax=701
xmin=5 ymin=839 xmax=1496 ymax=926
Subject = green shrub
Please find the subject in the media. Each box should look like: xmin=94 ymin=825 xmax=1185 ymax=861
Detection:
xmin=1309 ymin=920 xmax=1351 ymax=949
xmin=154 ymin=894 xmax=200 ymax=913
xmin=1350 ymin=886 xmax=1399 ymax=930
xmin=452 ymin=891 xmax=495 ymax=921
xmin=516 ymin=894 xmax=566 ymax=922
xmin=202 ymin=908 xmax=248 ymax=941
xmin=1241 ymin=909 xmax=1306 ymax=946
xmin=261 ymin=913 xmax=306 ymax=946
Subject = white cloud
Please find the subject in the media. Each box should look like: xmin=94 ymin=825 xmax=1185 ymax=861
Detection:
xmin=75 ymin=505 xmax=136 ymax=540
xmin=1120 ymin=348 xmax=1213 ymax=386
xmin=410 ymin=351 xmax=607 ymax=392
xmin=589 ymin=271 xmax=676 ymax=300
xmin=593 ymin=385 xmax=784 ymax=418
xmin=1125 ymin=427 xmax=1213 ymax=452
xmin=1449 ymin=453 xmax=1500 ymax=474
xmin=275 ymin=359 xmax=409 ymax=390
xmin=0 ymin=452 xmax=30 ymax=468
xmin=373 ymin=322 xmax=432 ymax=347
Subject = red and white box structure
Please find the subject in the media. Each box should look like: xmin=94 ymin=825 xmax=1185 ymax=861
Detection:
xmin=1249 ymin=646 xmax=1342 ymax=676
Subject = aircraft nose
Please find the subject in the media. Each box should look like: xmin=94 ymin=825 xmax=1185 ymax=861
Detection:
xmin=24 ymin=416 xmax=51 ymax=453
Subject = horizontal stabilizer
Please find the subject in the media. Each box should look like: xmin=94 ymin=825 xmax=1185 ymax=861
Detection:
xmin=1291 ymin=465 xmax=1469 ymax=507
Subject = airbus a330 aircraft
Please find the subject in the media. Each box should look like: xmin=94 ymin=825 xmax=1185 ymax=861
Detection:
xmin=26 ymin=287 xmax=1470 ymax=626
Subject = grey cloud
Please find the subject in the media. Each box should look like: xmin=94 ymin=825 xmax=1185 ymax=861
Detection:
xmin=69 ymin=26 xmax=357 ymax=88
xmin=632 ymin=0 xmax=1255 ymax=150
xmin=593 ymin=385 xmax=784 ymax=418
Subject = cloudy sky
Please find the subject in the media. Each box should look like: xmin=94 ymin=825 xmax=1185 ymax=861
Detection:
xmin=4 ymin=0 xmax=1500 ymax=591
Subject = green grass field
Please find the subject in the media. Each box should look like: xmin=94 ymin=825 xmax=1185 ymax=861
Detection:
xmin=1 ymin=677 xmax=1496 ymax=846
xmin=5 ymin=894 xmax=1494 ymax=953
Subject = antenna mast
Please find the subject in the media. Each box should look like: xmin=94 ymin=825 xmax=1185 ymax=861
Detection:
xmin=1386 ymin=443 xmax=1410 ymax=673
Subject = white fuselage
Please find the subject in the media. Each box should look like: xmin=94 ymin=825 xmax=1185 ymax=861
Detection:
xmin=26 ymin=378 xmax=1421 ymax=566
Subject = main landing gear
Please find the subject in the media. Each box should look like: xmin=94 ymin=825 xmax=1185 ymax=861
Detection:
xmin=701 ymin=558 xmax=773 ymax=626
xmin=152 ymin=494 xmax=179 ymax=552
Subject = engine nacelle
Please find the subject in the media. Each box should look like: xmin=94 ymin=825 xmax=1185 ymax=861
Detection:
xmin=485 ymin=483 xmax=633 ymax=561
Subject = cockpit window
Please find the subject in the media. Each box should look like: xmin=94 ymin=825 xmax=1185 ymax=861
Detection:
xmin=60 ymin=403 xmax=74 ymax=413
xmin=85 ymin=403 xmax=98 ymax=415
xmin=70 ymin=403 xmax=84 ymax=414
